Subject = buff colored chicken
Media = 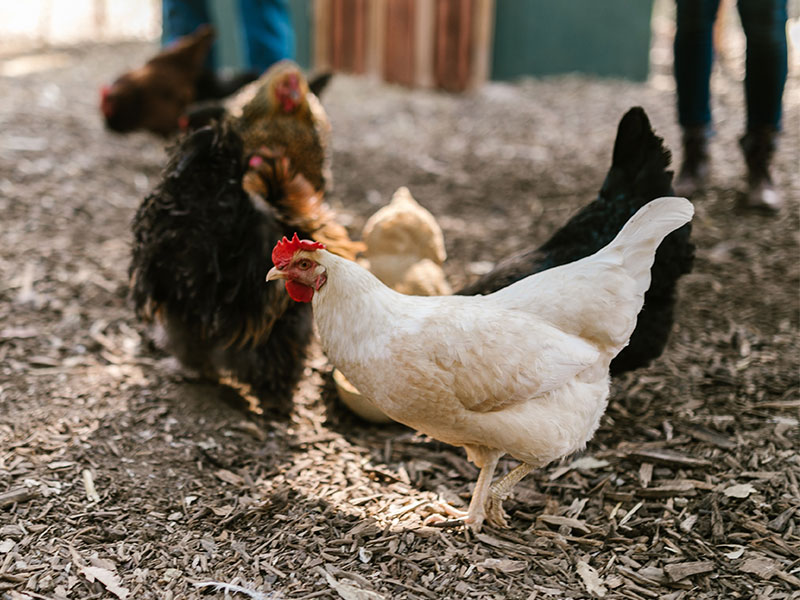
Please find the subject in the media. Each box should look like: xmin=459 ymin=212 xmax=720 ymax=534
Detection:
xmin=267 ymin=197 xmax=694 ymax=531
xmin=336 ymin=187 xmax=451 ymax=422
xmin=361 ymin=187 xmax=452 ymax=296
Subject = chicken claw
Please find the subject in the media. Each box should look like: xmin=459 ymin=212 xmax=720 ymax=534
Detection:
xmin=485 ymin=495 xmax=511 ymax=529
xmin=485 ymin=462 xmax=535 ymax=528
xmin=422 ymin=500 xmax=469 ymax=528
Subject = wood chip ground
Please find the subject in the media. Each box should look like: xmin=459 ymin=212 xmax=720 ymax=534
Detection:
xmin=1 ymin=10 xmax=799 ymax=600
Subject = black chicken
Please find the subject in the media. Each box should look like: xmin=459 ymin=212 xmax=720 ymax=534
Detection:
xmin=458 ymin=107 xmax=694 ymax=376
xmin=130 ymin=122 xmax=316 ymax=405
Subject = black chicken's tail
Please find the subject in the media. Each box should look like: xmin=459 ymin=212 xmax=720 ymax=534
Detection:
xmin=308 ymin=71 xmax=333 ymax=98
xmin=458 ymin=106 xmax=694 ymax=377
xmin=600 ymin=106 xmax=673 ymax=206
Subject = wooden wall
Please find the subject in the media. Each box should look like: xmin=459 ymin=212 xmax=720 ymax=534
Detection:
xmin=313 ymin=0 xmax=494 ymax=91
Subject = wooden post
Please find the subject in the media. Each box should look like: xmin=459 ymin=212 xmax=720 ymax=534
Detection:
xmin=414 ymin=0 xmax=435 ymax=87
xmin=314 ymin=0 xmax=332 ymax=71
xmin=366 ymin=0 xmax=387 ymax=78
xmin=383 ymin=0 xmax=416 ymax=86
xmin=470 ymin=0 xmax=494 ymax=88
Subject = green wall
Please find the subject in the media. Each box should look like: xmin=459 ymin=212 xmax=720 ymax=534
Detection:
xmin=492 ymin=0 xmax=654 ymax=82
xmin=289 ymin=0 xmax=312 ymax=69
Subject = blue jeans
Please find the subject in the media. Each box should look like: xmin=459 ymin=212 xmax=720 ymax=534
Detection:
xmin=674 ymin=0 xmax=788 ymax=131
xmin=162 ymin=0 xmax=294 ymax=74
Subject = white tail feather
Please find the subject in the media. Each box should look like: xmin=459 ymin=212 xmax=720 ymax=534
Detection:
xmin=603 ymin=196 xmax=694 ymax=295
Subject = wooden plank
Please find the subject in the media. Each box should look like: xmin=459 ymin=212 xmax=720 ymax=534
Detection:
xmin=353 ymin=0 xmax=367 ymax=73
xmin=414 ymin=0 xmax=435 ymax=87
xmin=434 ymin=0 xmax=475 ymax=91
xmin=365 ymin=0 xmax=387 ymax=77
xmin=313 ymin=0 xmax=332 ymax=70
xmin=469 ymin=0 xmax=494 ymax=88
xmin=458 ymin=0 xmax=472 ymax=89
xmin=383 ymin=0 xmax=415 ymax=86
xmin=331 ymin=0 xmax=344 ymax=69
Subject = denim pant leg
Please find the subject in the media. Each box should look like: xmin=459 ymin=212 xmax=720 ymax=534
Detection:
xmin=161 ymin=0 xmax=215 ymax=69
xmin=239 ymin=0 xmax=295 ymax=73
xmin=674 ymin=0 xmax=721 ymax=129
xmin=737 ymin=0 xmax=788 ymax=131
xmin=162 ymin=0 xmax=211 ymax=45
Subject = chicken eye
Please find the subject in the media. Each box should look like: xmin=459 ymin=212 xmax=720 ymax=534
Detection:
xmin=297 ymin=259 xmax=312 ymax=270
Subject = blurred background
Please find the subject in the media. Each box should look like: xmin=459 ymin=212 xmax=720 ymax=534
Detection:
xmin=0 ymin=3 xmax=798 ymax=599
xmin=1 ymin=0 xmax=798 ymax=88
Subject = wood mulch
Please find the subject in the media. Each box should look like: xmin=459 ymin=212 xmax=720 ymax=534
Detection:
xmin=1 ymin=15 xmax=798 ymax=600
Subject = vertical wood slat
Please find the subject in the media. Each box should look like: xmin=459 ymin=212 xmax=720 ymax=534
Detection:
xmin=471 ymin=0 xmax=494 ymax=88
xmin=331 ymin=0 xmax=343 ymax=69
xmin=314 ymin=0 xmax=493 ymax=91
xmin=324 ymin=0 xmax=368 ymax=73
xmin=435 ymin=0 xmax=474 ymax=91
xmin=365 ymin=0 xmax=387 ymax=77
xmin=414 ymin=0 xmax=435 ymax=87
xmin=313 ymin=0 xmax=331 ymax=71
xmin=354 ymin=0 xmax=366 ymax=72
xmin=383 ymin=0 xmax=416 ymax=86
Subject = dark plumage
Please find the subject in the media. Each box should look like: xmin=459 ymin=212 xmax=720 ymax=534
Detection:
xmin=458 ymin=107 xmax=694 ymax=376
xmin=130 ymin=122 xmax=314 ymax=405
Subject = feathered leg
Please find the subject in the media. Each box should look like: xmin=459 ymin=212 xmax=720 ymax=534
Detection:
xmin=486 ymin=462 xmax=535 ymax=527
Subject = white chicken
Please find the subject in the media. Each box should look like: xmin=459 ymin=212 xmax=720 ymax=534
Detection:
xmin=266 ymin=197 xmax=694 ymax=531
xmin=336 ymin=186 xmax=451 ymax=422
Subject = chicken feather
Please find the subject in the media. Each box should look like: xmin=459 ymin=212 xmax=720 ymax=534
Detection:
xmin=460 ymin=107 xmax=694 ymax=376
xmin=268 ymin=196 xmax=694 ymax=530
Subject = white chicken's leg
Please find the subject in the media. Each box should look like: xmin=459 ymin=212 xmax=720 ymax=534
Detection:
xmin=425 ymin=447 xmax=503 ymax=530
xmin=486 ymin=462 xmax=535 ymax=527
xmin=464 ymin=447 xmax=504 ymax=531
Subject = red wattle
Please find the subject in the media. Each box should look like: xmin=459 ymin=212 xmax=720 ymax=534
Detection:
xmin=286 ymin=280 xmax=314 ymax=303
xmin=281 ymin=99 xmax=293 ymax=112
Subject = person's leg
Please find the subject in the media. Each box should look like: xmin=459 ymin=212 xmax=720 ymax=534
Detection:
xmin=239 ymin=0 xmax=295 ymax=74
xmin=162 ymin=0 xmax=211 ymax=47
xmin=738 ymin=0 xmax=788 ymax=131
xmin=673 ymin=0 xmax=721 ymax=196
xmin=736 ymin=0 xmax=787 ymax=211
xmin=674 ymin=0 xmax=721 ymax=129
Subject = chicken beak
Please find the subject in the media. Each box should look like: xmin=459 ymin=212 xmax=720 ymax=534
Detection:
xmin=266 ymin=266 xmax=287 ymax=282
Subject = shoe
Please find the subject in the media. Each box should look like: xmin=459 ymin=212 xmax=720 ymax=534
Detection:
xmin=740 ymin=129 xmax=783 ymax=213
xmin=674 ymin=126 xmax=710 ymax=197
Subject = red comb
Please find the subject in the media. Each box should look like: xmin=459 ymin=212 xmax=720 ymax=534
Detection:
xmin=100 ymin=85 xmax=112 ymax=117
xmin=272 ymin=233 xmax=325 ymax=268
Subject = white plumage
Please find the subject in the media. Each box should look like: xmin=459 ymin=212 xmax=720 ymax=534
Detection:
xmin=268 ymin=196 xmax=694 ymax=530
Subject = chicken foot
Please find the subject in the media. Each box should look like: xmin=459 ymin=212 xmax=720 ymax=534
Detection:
xmin=464 ymin=451 xmax=502 ymax=531
xmin=485 ymin=462 xmax=535 ymax=528
xmin=423 ymin=448 xmax=502 ymax=531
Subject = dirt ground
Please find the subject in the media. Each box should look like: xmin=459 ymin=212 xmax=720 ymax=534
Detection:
xmin=1 ymin=16 xmax=799 ymax=600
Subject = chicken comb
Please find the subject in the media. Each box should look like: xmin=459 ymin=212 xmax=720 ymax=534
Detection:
xmin=100 ymin=85 xmax=112 ymax=118
xmin=272 ymin=233 xmax=325 ymax=268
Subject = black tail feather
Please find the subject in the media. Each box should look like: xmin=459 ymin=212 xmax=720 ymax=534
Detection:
xmin=309 ymin=71 xmax=333 ymax=98
xmin=458 ymin=106 xmax=694 ymax=376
